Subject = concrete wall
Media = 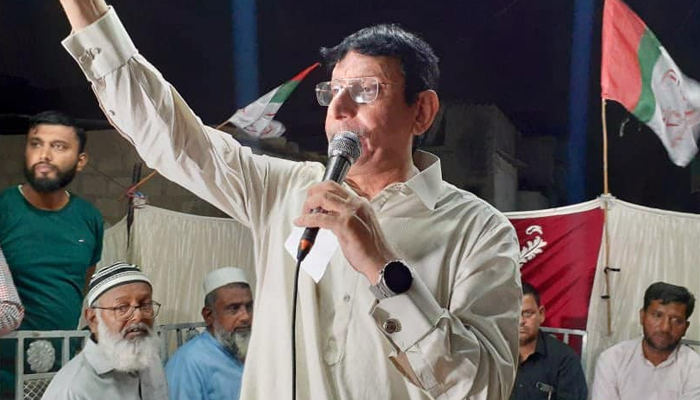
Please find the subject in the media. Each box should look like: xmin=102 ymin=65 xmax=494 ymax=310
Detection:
xmin=423 ymin=103 xmax=523 ymax=211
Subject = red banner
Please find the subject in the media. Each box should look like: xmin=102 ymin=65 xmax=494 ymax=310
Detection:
xmin=507 ymin=204 xmax=604 ymax=330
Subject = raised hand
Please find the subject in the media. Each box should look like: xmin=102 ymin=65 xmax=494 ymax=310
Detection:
xmin=58 ymin=0 xmax=109 ymax=31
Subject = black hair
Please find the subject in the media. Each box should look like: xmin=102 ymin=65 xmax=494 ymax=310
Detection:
xmin=28 ymin=110 xmax=87 ymax=153
xmin=320 ymin=24 xmax=439 ymax=105
xmin=522 ymin=282 xmax=541 ymax=306
xmin=643 ymin=281 xmax=695 ymax=319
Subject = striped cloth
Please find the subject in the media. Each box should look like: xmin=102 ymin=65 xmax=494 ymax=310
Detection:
xmin=0 ymin=246 xmax=23 ymax=335
xmin=87 ymin=261 xmax=151 ymax=306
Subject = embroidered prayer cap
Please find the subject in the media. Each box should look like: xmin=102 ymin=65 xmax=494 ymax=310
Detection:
xmin=87 ymin=261 xmax=152 ymax=306
xmin=203 ymin=267 xmax=249 ymax=296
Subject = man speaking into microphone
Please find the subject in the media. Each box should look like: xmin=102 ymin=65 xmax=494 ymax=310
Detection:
xmin=56 ymin=1 xmax=522 ymax=399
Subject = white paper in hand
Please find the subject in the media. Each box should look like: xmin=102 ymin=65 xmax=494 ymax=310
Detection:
xmin=284 ymin=226 xmax=339 ymax=283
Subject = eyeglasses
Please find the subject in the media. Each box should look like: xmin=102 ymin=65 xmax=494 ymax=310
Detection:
xmin=92 ymin=301 xmax=161 ymax=321
xmin=315 ymin=76 xmax=394 ymax=106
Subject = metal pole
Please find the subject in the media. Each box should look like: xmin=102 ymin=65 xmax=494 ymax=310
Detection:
xmin=566 ymin=0 xmax=595 ymax=203
xmin=232 ymin=0 xmax=260 ymax=107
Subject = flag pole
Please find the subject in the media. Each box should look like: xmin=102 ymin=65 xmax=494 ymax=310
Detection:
xmin=603 ymin=204 xmax=612 ymax=336
xmin=602 ymin=98 xmax=609 ymax=194
xmin=601 ymin=97 xmax=613 ymax=335
xmin=119 ymin=170 xmax=159 ymax=200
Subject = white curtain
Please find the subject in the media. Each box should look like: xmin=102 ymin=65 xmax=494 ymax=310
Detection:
xmin=77 ymin=217 xmax=130 ymax=329
xmin=585 ymin=196 xmax=700 ymax=382
xmin=97 ymin=216 xmax=128 ymax=268
xmin=126 ymin=206 xmax=255 ymax=325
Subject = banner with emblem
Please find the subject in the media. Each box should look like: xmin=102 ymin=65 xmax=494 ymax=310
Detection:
xmin=506 ymin=200 xmax=605 ymax=331
xmin=602 ymin=0 xmax=700 ymax=166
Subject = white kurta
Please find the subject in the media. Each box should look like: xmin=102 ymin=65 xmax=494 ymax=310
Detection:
xmin=42 ymin=339 xmax=168 ymax=400
xmin=592 ymin=338 xmax=700 ymax=400
xmin=62 ymin=9 xmax=522 ymax=399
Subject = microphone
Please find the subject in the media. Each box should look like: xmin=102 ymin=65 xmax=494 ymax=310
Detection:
xmin=535 ymin=382 xmax=553 ymax=400
xmin=296 ymin=131 xmax=362 ymax=262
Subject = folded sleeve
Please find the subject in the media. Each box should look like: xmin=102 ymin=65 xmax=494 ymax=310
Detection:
xmin=371 ymin=219 xmax=521 ymax=399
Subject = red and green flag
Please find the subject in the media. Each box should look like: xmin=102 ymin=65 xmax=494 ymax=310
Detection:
xmin=226 ymin=62 xmax=320 ymax=138
xmin=601 ymin=0 xmax=700 ymax=166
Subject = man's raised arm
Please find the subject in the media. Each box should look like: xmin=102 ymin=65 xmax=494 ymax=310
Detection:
xmin=54 ymin=0 xmax=306 ymax=228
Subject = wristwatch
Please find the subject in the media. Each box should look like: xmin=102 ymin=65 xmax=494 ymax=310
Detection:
xmin=369 ymin=260 xmax=413 ymax=300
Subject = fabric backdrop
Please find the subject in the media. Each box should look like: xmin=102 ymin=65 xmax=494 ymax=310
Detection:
xmin=584 ymin=196 xmax=700 ymax=384
xmin=100 ymin=206 xmax=255 ymax=326
xmin=506 ymin=200 xmax=604 ymax=331
xmin=100 ymin=197 xmax=700 ymax=386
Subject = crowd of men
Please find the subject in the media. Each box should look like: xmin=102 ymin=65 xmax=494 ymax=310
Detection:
xmin=0 ymin=0 xmax=698 ymax=399
xmin=40 ymin=263 xmax=254 ymax=400
xmin=509 ymin=281 xmax=699 ymax=400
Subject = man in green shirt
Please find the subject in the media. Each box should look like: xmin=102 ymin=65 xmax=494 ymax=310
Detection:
xmin=0 ymin=110 xmax=104 ymax=395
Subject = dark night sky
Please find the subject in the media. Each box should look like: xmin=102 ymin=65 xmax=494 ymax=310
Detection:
xmin=1 ymin=0 xmax=699 ymax=211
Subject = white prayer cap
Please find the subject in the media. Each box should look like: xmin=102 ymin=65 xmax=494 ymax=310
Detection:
xmin=203 ymin=267 xmax=249 ymax=296
xmin=87 ymin=261 xmax=152 ymax=306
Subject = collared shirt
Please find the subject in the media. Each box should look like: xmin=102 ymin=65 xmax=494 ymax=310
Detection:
xmin=165 ymin=331 xmax=244 ymax=400
xmin=62 ymin=8 xmax=521 ymax=400
xmin=0 ymin=246 xmax=23 ymax=335
xmin=592 ymin=338 xmax=700 ymax=400
xmin=510 ymin=331 xmax=588 ymax=400
xmin=41 ymin=338 xmax=168 ymax=400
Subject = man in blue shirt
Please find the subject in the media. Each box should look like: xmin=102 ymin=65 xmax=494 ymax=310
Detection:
xmin=165 ymin=267 xmax=253 ymax=400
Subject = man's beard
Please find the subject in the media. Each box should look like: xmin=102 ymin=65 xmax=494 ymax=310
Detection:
xmin=96 ymin=312 xmax=160 ymax=372
xmin=519 ymin=331 xmax=537 ymax=347
xmin=213 ymin=321 xmax=251 ymax=362
xmin=643 ymin=325 xmax=681 ymax=353
xmin=23 ymin=161 xmax=78 ymax=193
xmin=519 ymin=324 xmax=539 ymax=347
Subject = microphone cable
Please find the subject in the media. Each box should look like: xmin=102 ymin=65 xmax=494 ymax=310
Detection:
xmin=290 ymin=131 xmax=361 ymax=400
xmin=291 ymin=257 xmax=302 ymax=400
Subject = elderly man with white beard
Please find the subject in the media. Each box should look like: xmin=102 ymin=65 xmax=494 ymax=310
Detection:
xmin=165 ymin=267 xmax=253 ymax=400
xmin=42 ymin=262 xmax=168 ymax=399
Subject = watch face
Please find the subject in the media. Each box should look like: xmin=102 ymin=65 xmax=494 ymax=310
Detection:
xmin=384 ymin=261 xmax=412 ymax=294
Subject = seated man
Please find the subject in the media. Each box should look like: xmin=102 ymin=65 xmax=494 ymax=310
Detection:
xmin=165 ymin=267 xmax=253 ymax=400
xmin=592 ymin=281 xmax=700 ymax=400
xmin=510 ymin=283 xmax=587 ymax=400
xmin=0 ymin=246 xmax=23 ymax=335
xmin=42 ymin=262 xmax=167 ymax=399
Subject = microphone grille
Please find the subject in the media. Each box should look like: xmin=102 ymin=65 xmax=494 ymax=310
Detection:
xmin=328 ymin=131 xmax=362 ymax=163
